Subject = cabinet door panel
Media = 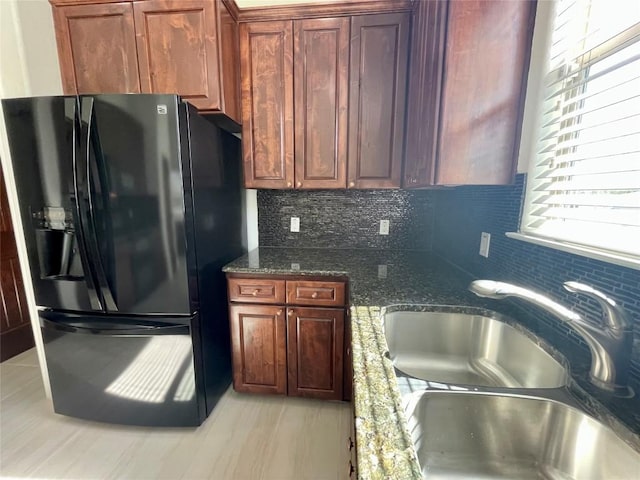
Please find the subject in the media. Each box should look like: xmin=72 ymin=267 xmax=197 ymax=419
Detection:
xmin=287 ymin=307 xmax=344 ymax=400
xmin=436 ymin=0 xmax=535 ymax=185
xmin=53 ymin=3 xmax=140 ymax=94
xmin=240 ymin=21 xmax=294 ymax=188
xmin=217 ymin=0 xmax=241 ymax=123
xmin=348 ymin=13 xmax=409 ymax=189
xmin=230 ymin=305 xmax=286 ymax=394
xmin=293 ymin=18 xmax=349 ymax=189
xmin=403 ymin=0 xmax=447 ymax=187
xmin=134 ymin=0 xmax=221 ymax=111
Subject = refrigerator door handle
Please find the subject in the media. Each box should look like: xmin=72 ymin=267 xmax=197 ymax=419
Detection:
xmin=66 ymin=97 xmax=103 ymax=311
xmin=80 ymin=97 xmax=118 ymax=311
xmin=40 ymin=316 xmax=190 ymax=336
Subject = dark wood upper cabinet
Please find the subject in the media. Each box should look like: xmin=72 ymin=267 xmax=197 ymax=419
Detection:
xmin=240 ymin=17 xmax=349 ymax=189
xmin=50 ymin=0 xmax=240 ymax=117
xmin=240 ymin=20 xmax=294 ymax=188
xmin=403 ymin=0 xmax=446 ymax=188
xmin=239 ymin=6 xmax=411 ymax=190
xmin=52 ymin=2 xmax=141 ymax=94
xmin=348 ymin=13 xmax=410 ymax=189
xmin=293 ymin=18 xmax=349 ymax=189
xmin=404 ymin=0 xmax=536 ymax=186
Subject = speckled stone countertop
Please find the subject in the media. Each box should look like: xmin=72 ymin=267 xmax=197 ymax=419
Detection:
xmin=223 ymin=247 xmax=640 ymax=479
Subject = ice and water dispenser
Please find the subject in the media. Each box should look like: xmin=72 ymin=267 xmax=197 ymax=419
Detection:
xmin=34 ymin=207 xmax=82 ymax=279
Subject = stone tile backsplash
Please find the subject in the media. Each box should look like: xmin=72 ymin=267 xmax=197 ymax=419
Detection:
xmin=257 ymin=189 xmax=436 ymax=250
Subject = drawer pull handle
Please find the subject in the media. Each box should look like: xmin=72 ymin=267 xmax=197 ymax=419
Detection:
xmin=311 ymin=292 xmax=318 ymax=299
xmin=252 ymin=289 xmax=259 ymax=296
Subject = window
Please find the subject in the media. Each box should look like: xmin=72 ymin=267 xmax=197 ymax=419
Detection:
xmin=517 ymin=0 xmax=640 ymax=269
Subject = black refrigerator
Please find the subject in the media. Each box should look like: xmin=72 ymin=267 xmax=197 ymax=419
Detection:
xmin=2 ymin=94 xmax=244 ymax=427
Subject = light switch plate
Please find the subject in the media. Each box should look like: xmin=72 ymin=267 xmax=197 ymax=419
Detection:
xmin=290 ymin=216 xmax=300 ymax=232
xmin=378 ymin=264 xmax=388 ymax=278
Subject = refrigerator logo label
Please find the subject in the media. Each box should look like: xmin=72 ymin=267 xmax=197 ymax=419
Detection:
xmin=157 ymin=105 xmax=168 ymax=115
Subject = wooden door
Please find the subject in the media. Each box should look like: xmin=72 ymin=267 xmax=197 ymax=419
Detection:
xmin=133 ymin=0 xmax=223 ymax=111
xmin=287 ymin=307 xmax=344 ymax=400
xmin=436 ymin=0 xmax=535 ymax=185
xmin=348 ymin=13 xmax=409 ymax=189
xmin=240 ymin=21 xmax=294 ymax=188
xmin=52 ymin=2 xmax=140 ymax=94
xmin=403 ymin=0 xmax=447 ymax=187
xmin=1 ymin=169 xmax=33 ymax=362
xmin=293 ymin=18 xmax=349 ymax=189
xmin=229 ymin=304 xmax=287 ymax=395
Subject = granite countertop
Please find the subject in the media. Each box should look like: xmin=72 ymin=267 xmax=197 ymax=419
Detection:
xmin=223 ymin=247 xmax=640 ymax=479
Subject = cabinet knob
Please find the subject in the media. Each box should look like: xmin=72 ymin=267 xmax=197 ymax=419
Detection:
xmin=348 ymin=181 xmax=355 ymax=188
xmin=287 ymin=182 xmax=292 ymax=188
xmin=296 ymin=181 xmax=302 ymax=188
xmin=287 ymin=309 xmax=293 ymax=316
xmin=311 ymin=292 xmax=318 ymax=299
xmin=252 ymin=289 xmax=259 ymax=296
xmin=276 ymin=309 xmax=282 ymax=316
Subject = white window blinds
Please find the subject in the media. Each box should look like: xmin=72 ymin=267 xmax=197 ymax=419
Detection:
xmin=521 ymin=0 xmax=640 ymax=262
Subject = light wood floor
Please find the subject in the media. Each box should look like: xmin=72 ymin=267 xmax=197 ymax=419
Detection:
xmin=0 ymin=349 xmax=351 ymax=480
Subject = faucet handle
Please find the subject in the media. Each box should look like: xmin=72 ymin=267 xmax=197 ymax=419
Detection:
xmin=563 ymin=282 xmax=631 ymax=330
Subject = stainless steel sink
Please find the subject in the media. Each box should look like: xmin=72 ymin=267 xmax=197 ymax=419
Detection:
xmin=404 ymin=391 xmax=640 ymax=479
xmin=383 ymin=310 xmax=568 ymax=388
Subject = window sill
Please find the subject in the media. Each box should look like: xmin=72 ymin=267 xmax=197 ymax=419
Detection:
xmin=505 ymin=232 xmax=640 ymax=271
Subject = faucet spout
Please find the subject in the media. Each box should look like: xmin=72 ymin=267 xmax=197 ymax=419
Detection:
xmin=468 ymin=280 xmax=633 ymax=396
xmin=469 ymin=280 xmax=580 ymax=321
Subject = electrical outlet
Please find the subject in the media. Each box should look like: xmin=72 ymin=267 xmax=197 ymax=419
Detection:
xmin=479 ymin=232 xmax=491 ymax=257
xmin=291 ymin=263 xmax=300 ymax=271
xmin=379 ymin=219 xmax=390 ymax=235
xmin=290 ymin=216 xmax=300 ymax=232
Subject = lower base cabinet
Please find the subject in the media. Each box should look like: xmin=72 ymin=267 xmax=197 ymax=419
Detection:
xmin=227 ymin=275 xmax=348 ymax=401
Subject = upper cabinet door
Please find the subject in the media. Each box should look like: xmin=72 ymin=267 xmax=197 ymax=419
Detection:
xmin=240 ymin=21 xmax=294 ymax=189
xmin=403 ymin=0 xmax=447 ymax=188
xmin=293 ymin=18 xmax=349 ymax=189
xmin=133 ymin=0 xmax=222 ymax=111
xmin=52 ymin=2 xmax=140 ymax=94
xmin=436 ymin=0 xmax=535 ymax=185
xmin=348 ymin=13 xmax=410 ymax=189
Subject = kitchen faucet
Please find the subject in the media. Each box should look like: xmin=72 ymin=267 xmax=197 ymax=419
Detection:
xmin=468 ymin=280 xmax=634 ymax=396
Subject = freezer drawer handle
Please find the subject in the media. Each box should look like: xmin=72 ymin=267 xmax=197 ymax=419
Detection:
xmin=40 ymin=317 xmax=189 ymax=336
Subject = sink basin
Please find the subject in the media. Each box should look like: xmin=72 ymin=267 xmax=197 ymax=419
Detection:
xmin=383 ymin=310 xmax=568 ymax=388
xmin=404 ymin=391 xmax=640 ymax=479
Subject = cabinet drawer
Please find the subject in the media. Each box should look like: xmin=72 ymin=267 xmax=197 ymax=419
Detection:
xmin=286 ymin=280 xmax=346 ymax=307
xmin=228 ymin=278 xmax=286 ymax=304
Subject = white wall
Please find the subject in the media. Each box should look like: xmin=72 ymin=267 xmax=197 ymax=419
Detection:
xmin=516 ymin=0 xmax=555 ymax=174
xmin=0 ymin=0 xmax=63 ymax=398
